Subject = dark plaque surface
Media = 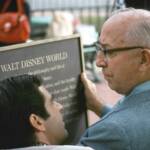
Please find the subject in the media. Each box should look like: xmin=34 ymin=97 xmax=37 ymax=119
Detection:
xmin=0 ymin=35 xmax=88 ymax=144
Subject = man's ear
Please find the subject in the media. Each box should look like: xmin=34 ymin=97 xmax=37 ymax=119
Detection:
xmin=139 ymin=50 xmax=150 ymax=71
xmin=29 ymin=114 xmax=46 ymax=132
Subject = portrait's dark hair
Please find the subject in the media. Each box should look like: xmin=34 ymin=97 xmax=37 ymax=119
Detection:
xmin=0 ymin=74 xmax=49 ymax=149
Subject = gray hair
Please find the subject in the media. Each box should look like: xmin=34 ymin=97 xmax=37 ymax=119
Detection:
xmin=111 ymin=8 xmax=150 ymax=48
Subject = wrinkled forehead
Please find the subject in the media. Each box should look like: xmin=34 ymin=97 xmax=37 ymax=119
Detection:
xmin=99 ymin=14 xmax=135 ymax=47
xmin=99 ymin=20 xmax=129 ymax=47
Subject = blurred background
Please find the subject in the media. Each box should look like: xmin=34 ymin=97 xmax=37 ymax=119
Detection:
xmin=27 ymin=0 xmax=115 ymax=41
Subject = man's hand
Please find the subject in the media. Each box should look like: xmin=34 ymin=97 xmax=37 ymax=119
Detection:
xmin=81 ymin=73 xmax=105 ymax=116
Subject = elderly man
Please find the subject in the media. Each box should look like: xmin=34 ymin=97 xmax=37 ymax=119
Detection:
xmin=0 ymin=74 xmax=93 ymax=150
xmin=79 ymin=8 xmax=150 ymax=150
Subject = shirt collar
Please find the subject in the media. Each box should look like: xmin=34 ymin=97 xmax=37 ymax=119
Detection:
xmin=127 ymin=81 xmax=150 ymax=97
xmin=116 ymin=81 xmax=150 ymax=107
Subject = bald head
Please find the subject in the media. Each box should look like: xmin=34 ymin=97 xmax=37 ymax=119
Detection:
xmin=100 ymin=8 xmax=150 ymax=48
xmin=97 ymin=8 xmax=150 ymax=94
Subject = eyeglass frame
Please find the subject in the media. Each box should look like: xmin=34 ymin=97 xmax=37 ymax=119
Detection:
xmin=94 ymin=42 xmax=145 ymax=58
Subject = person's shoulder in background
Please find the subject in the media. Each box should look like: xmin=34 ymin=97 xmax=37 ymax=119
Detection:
xmin=10 ymin=145 xmax=94 ymax=150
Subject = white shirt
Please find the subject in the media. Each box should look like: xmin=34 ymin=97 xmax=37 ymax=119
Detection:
xmin=10 ymin=145 xmax=94 ymax=150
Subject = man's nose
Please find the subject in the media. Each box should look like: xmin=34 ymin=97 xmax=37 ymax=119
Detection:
xmin=96 ymin=52 xmax=107 ymax=67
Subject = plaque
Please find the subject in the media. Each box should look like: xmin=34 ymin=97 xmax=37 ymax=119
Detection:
xmin=0 ymin=34 xmax=88 ymax=144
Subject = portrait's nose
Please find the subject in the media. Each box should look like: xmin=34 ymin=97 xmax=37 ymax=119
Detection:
xmin=96 ymin=52 xmax=107 ymax=68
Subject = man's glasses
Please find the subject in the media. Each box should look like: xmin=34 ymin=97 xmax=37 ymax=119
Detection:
xmin=94 ymin=42 xmax=144 ymax=58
